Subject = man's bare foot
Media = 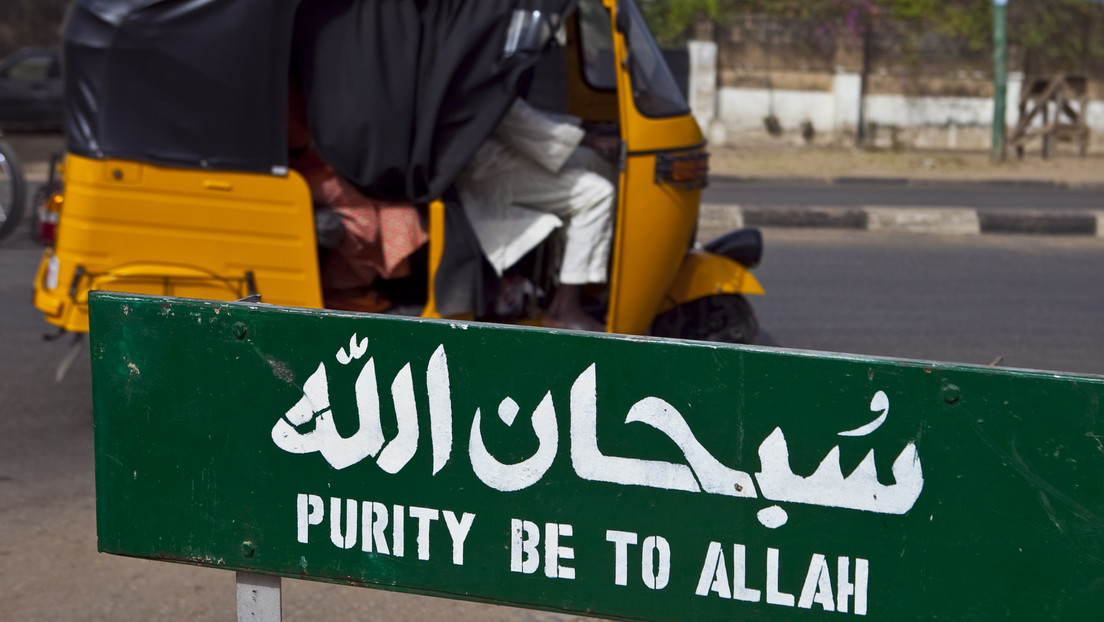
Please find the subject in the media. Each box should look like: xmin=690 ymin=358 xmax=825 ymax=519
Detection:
xmin=544 ymin=283 xmax=606 ymax=332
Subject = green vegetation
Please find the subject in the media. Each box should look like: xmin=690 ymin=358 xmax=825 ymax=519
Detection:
xmin=638 ymin=0 xmax=1104 ymax=75
xmin=4 ymin=1 xmax=1103 ymax=77
xmin=0 ymin=0 xmax=68 ymax=57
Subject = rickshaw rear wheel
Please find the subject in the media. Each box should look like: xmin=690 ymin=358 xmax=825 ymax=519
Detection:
xmin=651 ymin=294 xmax=759 ymax=345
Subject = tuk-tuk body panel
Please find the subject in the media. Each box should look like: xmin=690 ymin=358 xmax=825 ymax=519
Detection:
xmin=605 ymin=0 xmax=709 ymax=336
xmin=658 ymin=250 xmax=765 ymax=314
xmin=33 ymin=156 xmax=322 ymax=332
xmin=606 ymin=154 xmax=701 ymax=335
xmin=622 ymin=115 xmax=705 ymax=155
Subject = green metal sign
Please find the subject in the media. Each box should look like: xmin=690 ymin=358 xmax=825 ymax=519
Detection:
xmin=90 ymin=293 xmax=1104 ymax=621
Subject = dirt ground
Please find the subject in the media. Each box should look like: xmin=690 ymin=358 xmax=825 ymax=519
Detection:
xmin=709 ymin=142 xmax=1104 ymax=186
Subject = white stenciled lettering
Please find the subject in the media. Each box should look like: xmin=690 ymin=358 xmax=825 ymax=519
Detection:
xmin=296 ymin=496 xmax=475 ymax=565
xmin=335 ymin=333 xmax=368 ymax=365
xmin=408 ymin=506 xmax=439 ymax=561
xmin=330 ymin=497 xmax=357 ymax=549
xmin=839 ymin=391 xmax=889 ymax=437
xmin=766 ymin=548 xmax=796 ymax=607
xmin=351 ymin=357 xmax=387 ymax=460
xmin=360 ymin=501 xmax=389 ymax=554
xmin=392 ymin=504 xmax=405 ymax=557
xmin=427 ymin=345 xmax=453 ymax=474
xmin=797 ymin=553 xmax=835 ymax=611
xmin=277 ymin=342 xmax=925 ymax=519
xmin=510 ymin=519 xmax=540 ymax=574
xmin=606 ymin=530 xmax=638 ymax=586
xmin=376 ymin=364 xmax=419 ymax=474
xmin=545 ymin=523 xmax=575 ymax=580
xmin=756 ymin=427 xmax=923 ymax=514
xmin=607 ymin=531 xmax=670 ymax=590
xmin=696 ymin=541 xmax=732 ymax=599
xmin=850 ymin=557 xmax=870 ymax=615
xmin=755 ymin=392 xmax=924 ymax=515
xmin=732 ymin=544 xmax=762 ymax=602
xmin=625 ymin=397 xmax=757 ymax=497
xmin=273 ymin=362 xmax=380 ymax=470
xmin=273 ymin=350 xmax=422 ymax=473
xmin=507 ymin=519 xmax=575 ymax=579
xmin=570 ymin=365 xmax=757 ymax=496
xmin=695 ymin=543 xmax=870 ymax=616
xmin=470 ymin=393 xmax=557 ymax=491
xmin=443 ymin=511 xmax=476 ymax=565
xmin=297 ymin=493 xmax=324 ymax=544
xmin=641 ymin=536 xmax=670 ymax=590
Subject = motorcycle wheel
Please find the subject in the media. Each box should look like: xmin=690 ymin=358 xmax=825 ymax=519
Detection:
xmin=0 ymin=139 xmax=26 ymax=244
xmin=651 ymin=294 xmax=759 ymax=345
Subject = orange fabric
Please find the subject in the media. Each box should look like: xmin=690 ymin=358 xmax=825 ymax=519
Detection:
xmin=290 ymin=145 xmax=427 ymax=292
xmin=317 ymin=175 xmax=428 ymax=290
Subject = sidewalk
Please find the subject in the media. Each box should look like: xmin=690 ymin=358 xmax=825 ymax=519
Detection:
xmin=703 ymin=144 xmax=1104 ymax=238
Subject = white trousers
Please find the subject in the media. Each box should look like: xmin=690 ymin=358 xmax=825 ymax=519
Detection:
xmin=491 ymin=162 xmax=615 ymax=284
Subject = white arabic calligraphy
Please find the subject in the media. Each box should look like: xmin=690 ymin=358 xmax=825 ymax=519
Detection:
xmin=571 ymin=365 xmax=757 ymax=497
xmin=271 ymin=337 xmax=924 ymax=516
xmin=838 ymin=391 xmax=889 ymax=437
xmin=470 ymin=393 xmax=558 ymax=491
xmin=272 ymin=343 xmax=453 ymax=473
xmin=754 ymin=428 xmax=923 ymax=515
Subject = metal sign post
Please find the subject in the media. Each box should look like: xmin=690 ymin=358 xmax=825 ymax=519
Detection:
xmin=992 ymin=0 xmax=1009 ymax=162
xmin=237 ymin=572 xmax=282 ymax=621
xmin=89 ymin=292 xmax=1104 ymax=621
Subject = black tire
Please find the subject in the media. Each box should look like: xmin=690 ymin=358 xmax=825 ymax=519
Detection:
xmin=651 ymin=294 xmax=759 ymax=344
xmin=0 ymin=139 xmax=26 ymax=244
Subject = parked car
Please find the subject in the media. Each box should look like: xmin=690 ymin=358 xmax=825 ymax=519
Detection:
xmin=0 ymin=47 xmax=63 ymax=131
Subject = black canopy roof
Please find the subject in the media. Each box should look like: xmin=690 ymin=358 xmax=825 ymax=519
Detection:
xmin=65 ymin=0 xmax=574 ymax=203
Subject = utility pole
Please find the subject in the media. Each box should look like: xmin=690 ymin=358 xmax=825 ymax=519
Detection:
xmin=855 ymin=11 xmax=874 ymax=147
xmin=991 ymin=0 xmax=1008 ymax=162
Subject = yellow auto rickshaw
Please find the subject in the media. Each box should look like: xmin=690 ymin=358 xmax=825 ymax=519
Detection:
xmin=33 ymin=0 xmax=764 ymax=349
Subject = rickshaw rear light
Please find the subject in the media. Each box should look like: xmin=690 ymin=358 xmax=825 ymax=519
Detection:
xmin=655 ymin=150 xmax=709 ymax=190
xmin=35 ymin=192 xmax=63 ymax=246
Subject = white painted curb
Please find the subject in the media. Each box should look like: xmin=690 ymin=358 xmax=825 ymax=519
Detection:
xmin=699 ymin=203 xmax=744 ymax=230
xmin=864 ymin=207 xmax=980 ymax=235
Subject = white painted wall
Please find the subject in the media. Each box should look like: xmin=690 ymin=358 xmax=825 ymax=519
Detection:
xmin=1086 ymin=101 xmax=1104 ymax=129
xmin=717 ymin=88 xmax=836 ymax=131
xmin=687 ymin=41 xmax=717 ymax=131
xmin=864 ymin=94 xmax=993 ymax=127
xmin=685 ymin=51 xmax=1097 ymax=143
xmin=717 ymin=80 xmax=1034 ymax=131
xmin=832 ymin=72 xmax=862 ymax=129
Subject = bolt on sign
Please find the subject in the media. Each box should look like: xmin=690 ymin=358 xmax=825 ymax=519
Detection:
xmin=90 ymin=293 xmax=1104 ymax=621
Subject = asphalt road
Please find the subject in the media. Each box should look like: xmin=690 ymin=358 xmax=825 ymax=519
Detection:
xmin=704 ymin=178 xmax=1104 ymax=210
xmin=738 ymin=228 xmax=1104 ymax=376
xmin=2 ymin=229 xmax=1103 ymax=620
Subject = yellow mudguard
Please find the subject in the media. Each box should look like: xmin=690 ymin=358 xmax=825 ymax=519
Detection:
xmin=658 ymin=249 xmax=764 ymax=315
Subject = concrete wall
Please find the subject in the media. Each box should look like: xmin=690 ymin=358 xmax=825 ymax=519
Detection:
xmin=717 ymin=88 xmax=836 ymax=131
xmin=689 ymin=40 xmax=1104 ymax=150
